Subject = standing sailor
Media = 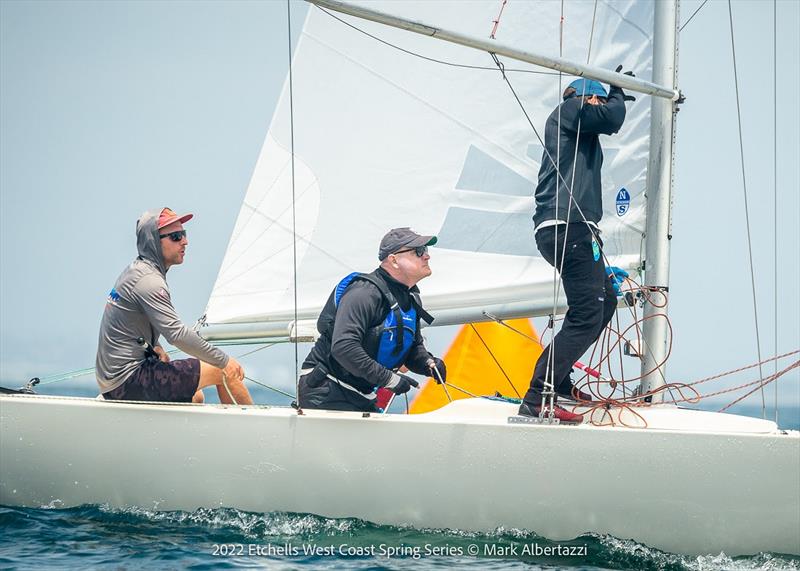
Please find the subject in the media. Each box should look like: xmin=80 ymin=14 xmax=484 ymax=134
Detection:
xmin=520 ymin=69 xmax=634 ymax=423
xmin=298 ymin=228 xmax=447 ymax=412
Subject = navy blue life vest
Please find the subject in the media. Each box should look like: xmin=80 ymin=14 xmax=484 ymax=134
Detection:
xmin=334 ymin=272 xmax=417 ymax=370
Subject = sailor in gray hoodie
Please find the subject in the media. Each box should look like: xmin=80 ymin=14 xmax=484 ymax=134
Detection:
xmin=95 ymin=207 xmax=253 ymax=404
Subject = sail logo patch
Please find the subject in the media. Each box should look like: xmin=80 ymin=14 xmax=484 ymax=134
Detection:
xmin=616 ymin=188 xmax=630 ymax=216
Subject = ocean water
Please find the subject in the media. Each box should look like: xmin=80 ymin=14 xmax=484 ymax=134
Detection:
xmin=2 ymin=384 xmax=798 ymax=569
xmin=2 ymin=505 xmax=799 ymax=571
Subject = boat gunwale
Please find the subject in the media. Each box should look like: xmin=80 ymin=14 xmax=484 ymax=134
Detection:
xmin=1 ymin=393 xmax=793 ymax=438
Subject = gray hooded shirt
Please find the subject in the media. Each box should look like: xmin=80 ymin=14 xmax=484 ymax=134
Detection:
xmin=95 ymin=209 xmax=229 ymax=393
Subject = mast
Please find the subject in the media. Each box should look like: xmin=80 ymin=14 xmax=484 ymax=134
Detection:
xmin=640 ymin=0 xmax=681 ymax=400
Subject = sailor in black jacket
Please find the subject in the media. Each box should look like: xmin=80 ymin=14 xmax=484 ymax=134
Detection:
xmin=298 ymin=228 xmax=446 ymax=412
xmin=521 ymin=73 xmax=634 ymax=423
xmin=532 ymin=80 xmax=627 ymax=229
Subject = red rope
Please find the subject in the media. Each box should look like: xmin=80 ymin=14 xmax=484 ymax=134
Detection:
xmin=489 ymin=0 xmax=508 ymax=39
xmin=505 ymin=281 xmax=798 ymax=419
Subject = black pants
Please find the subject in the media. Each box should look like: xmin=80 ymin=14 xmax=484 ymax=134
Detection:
xmin=524 ymin=224 xmax=617 ymax=404
xmin=298 ymin=369 xmax=379 ymax=413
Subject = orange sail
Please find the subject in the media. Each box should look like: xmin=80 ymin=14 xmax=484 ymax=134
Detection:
xmin=409 ymin=319 xmax=543 ymax=414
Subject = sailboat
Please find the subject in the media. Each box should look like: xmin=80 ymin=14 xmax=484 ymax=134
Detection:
xmin=1 ymin=0 xmax=798 ymax=557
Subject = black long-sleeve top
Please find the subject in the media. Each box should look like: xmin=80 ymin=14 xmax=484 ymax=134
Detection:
xmin=532 ymin=86 xmax=627 ymax=229
xmin=302 ymin=268 xmax=433 ymax=394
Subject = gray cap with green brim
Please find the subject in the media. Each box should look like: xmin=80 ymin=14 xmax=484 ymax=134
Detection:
xmin=378 ymin=227 xmax=438 ymax=260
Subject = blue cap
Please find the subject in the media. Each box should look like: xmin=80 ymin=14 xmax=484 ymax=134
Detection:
xmin=565 ymin=78 xmax=608 ymax=99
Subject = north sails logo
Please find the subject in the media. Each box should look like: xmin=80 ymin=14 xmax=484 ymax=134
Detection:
xmin=616 ymin=187 xmax=631 ymax=216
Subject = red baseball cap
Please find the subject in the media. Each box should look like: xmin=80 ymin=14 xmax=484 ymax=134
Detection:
xmin=157 ymin=207 xmax=193 ymax=229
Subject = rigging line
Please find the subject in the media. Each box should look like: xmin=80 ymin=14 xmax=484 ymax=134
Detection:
xmin=315 ymin=4 xmax=626 ymax=338
xmin=464 ymin=54 xmax=562 ymax=262
xmin=462 ymin=52 xmax=561 ymax=260
xmin=543 ymin=0 xmax=567 ymax=403
xmin=36 ymin=347 xmax=180 ymax=385
xmin=245 ymin=375 xmax=296 ymax=399
xmin=468 ymin=323 xmax=521 ymax=398
xmin=669 ymin=368 xmax=790 ymax=402
xmin=444 ymin=381 xmax=481 ymax=399
xmin=482 ymin=313 xmax=541 ymax=345
xmin=489 ymin=0 xmax=508 ymax=39
xmin=469 ymin=63 xmax=602 ymax=259
xmin=586 ymin=0 xmax=599 ymax=65
xmin=613 ymin=309 xmax=626 ymax=398
xmin=438 ymin=381 xmax=486 ymax=402
xmin=773 ymin=0 xmax=778 ymax=425
xmin=483 ymin=308 xmax=658 ymax=403
xmin=39 ymin=341 xmax=282 ymax=386
xmin=37 ymin=366 xmax=94 ymax=385
xmin=316 ymin=6 xmax=560 ymax=76
xmin=318 ymin=2 xmax=623 ymax=400
xmin=684 ymin=349 xmax=799 ymax=387
xmin=543 ymin=0 xmax=571 ymax=402
xmin=718 ymin=359 xmax=800 ymax=412
xmin=484 ymin=7 xmax=600 ymax=400
xmin=484 ymin=76 xmax=605 ymax=252
xmin=545 ymin=0 xmax=566 ymax=402
xmin=727 ymin=0 xmax=766 ymax=416
xmin=548 ymin=0 xmax=599 ymax=397
xmin=287 ymin=0 xmax=300 ymax=401
xmin=678 ymin=0 xmax=710 ymax=33
xmin=34 ymin=342 xmax=278 ymax=387
xmin=556 ymin=98 xmax=593 ymax=309
xmin=237 ymin=343 xmax=278 ymax=359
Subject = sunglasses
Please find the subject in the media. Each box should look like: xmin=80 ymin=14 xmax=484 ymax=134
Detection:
xmin=393 ymin=245 xmax=428 ymax=257
xmin=159 ymin=230 xmax=187 ymax=242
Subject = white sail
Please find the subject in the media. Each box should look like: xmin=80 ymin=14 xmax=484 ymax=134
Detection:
xmin=204 ymin=0 xmax=654 ymax=337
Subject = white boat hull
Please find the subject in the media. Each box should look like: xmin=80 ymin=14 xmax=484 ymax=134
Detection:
xmin=1 ymin=394 xmax=798 ymax=556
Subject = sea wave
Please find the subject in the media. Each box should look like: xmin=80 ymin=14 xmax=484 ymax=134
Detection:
xmin=1 ymin=505 xmax=798 ymax=571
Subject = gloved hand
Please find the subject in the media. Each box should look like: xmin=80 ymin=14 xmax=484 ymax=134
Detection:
xmin=606 ymin=266 xmax=629 ymax=297
xmin=614 ymin=64 xmax=637 ymax=102
xmin=385 ymin=373 xmax=419 ymax=395
xmin=427 ymin=357 xmax=447 ymax=384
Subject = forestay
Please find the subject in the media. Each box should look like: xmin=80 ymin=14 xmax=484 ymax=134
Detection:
xmin=203 ymin=0 xmax=654 ymax=340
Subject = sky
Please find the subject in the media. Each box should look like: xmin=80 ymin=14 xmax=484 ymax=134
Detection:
xmin=1 ymin=0 xmax=798 ymax=412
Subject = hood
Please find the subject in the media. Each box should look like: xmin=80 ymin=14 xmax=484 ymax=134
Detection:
xmin=136 ymin=208 xmax=167 ymax=275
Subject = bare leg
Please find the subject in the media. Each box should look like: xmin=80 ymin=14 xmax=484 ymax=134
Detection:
xmin=198 ymin=361 xmax=254 ymax=405
xmin=192 ymin=390 xmax=205 ymax=404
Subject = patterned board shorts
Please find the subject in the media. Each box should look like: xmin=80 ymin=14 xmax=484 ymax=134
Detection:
xmin=104 ymin=358 xmax=201 ymax=403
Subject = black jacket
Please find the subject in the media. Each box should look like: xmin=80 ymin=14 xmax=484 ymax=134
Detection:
xmin=301 ymin=268 xmax=433 ymax=394
xmin=532 ymin=86 xmax=627 ymax=228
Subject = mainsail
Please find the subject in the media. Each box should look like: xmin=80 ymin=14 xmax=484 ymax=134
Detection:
xmin=203 ymin=0 xmax=655 ymax=340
